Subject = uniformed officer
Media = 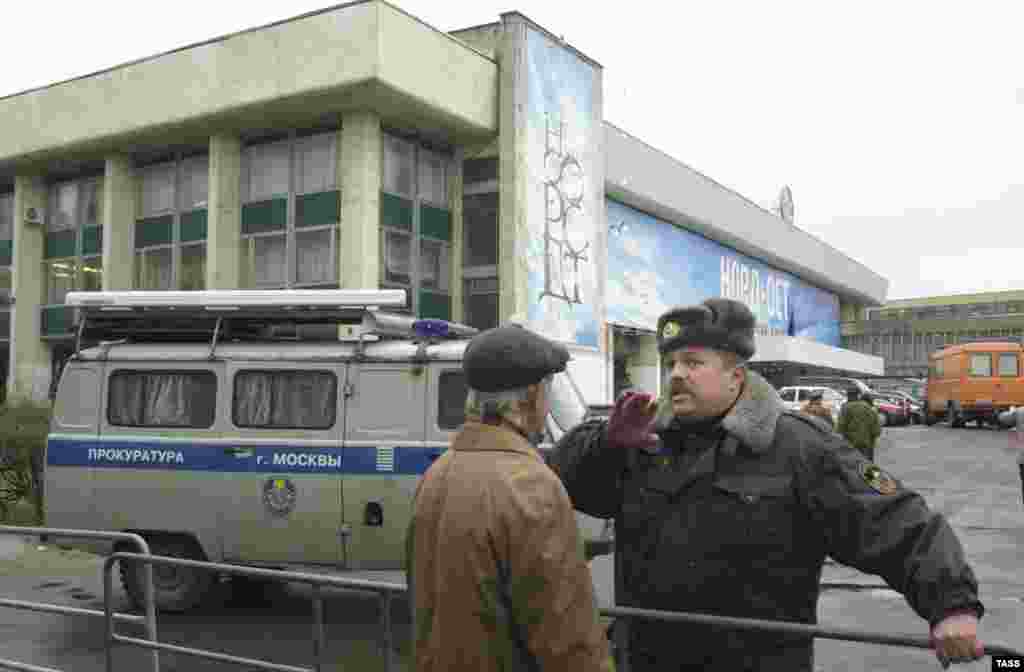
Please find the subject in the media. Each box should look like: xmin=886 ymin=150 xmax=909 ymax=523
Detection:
xmin=800 ymin=390 xmax=835 ymax=428
xmin=545 ymin=298 xmax=985 ymax=671
xmin=405 ymin=324 xmax=613 ymax=672
xmin=837 ymin=387 xmax=882 ymax=461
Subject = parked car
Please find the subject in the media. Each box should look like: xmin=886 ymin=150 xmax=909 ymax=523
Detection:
xmin=778 ymin=386 xmax=847 ymax=425
xmin=887 ymin=391 xmax=924 ymax=424
xmin=872 ymin=393 xmax=911 ymax=426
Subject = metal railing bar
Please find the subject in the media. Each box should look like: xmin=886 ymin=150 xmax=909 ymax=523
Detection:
xmin=600 ymin=606 xmax=1024 ymax=658
xmin=311 ymin=585 xmax=325 ymax=672
xmin=0 ymin=526 xmax=159 ymax=672
xmin=106 ymin=553 xmax=407 ymax=593
xmin=109 ymin=635 xmax=311 ymax=672
xmin=381 ymin=592 xmax=394 ymax=672
xmin=0 ymin=597 xmax=145 ymax=624
xmin=0 ymin=658 xmax=65 ymax=672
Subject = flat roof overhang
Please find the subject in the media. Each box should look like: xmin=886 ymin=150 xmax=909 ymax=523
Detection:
xmin=0 ymin=0 xmax=498 ymax=176
xmin=750 ymin=335 xmax=884 ymax=376
xmin=604 ymin=123 xmax=889 ymax=307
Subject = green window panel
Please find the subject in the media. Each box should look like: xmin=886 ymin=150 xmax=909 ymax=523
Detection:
xmin=82 ymin=226 xmax=102 ymax=256
xmin=297 ymin=191 xmax=340 ymax=229
xmin=181 ymin=209 xmax=208 ymax=243
xmin=45 ymin=231 xmax=77 ymax=259
xmin=42 ymin=306 xmax=75 ymax=337
xmin=0 ymin=240 xmax=11 ymax=267
xmin=242 ymin=198 xmax=287 ymax=235
xmin=421 ymin=205 xmax=452 ymax=242
xmin=135 ymin=215 xmax=174 ymax=249
xmin=381 ymin=192 xmax=413 ymax=232
xmin=419 ymin=291 xmax=451 ymax=321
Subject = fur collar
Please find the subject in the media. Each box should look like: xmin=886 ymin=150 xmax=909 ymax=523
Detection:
xmin=652 ymin=370 xmax=784 ymax=454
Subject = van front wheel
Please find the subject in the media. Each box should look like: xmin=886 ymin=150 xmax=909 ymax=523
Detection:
xmin=120 ymin=536 xmax=213 ymax=613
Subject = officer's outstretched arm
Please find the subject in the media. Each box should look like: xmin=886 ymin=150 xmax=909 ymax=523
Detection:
xmin=500 ymin=468 xmax=614 ymax=671
xmin=545 ymin=419 xmax=627 ymax=519
xmin=800 ymin=437 xmax=984 ymax=627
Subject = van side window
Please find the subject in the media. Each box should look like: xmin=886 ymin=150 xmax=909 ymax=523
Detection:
xmin=108 ymin=371 xmax=217 ymax=428
xmin=968 ymin=354 xmax=992 ymax=377
xmin=438 ymin=371 xmax=468 ymax=430
xmin=233 ymin=370 xmax=337 ymax=430
xmin=998 ymin=353 xmax=1019 ymax=377
xmin=778 ymin=389 xmax=795 ymax=402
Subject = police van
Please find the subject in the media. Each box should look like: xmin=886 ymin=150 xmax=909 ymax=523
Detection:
xmin=45 ymin=289 xmax=612 ymax=612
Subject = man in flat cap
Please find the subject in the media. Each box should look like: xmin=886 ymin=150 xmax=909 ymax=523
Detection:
xmin=405 ymin=324 xmax=614 ymax=672
xmin=546 ymin=298 xmax=985 ymax=671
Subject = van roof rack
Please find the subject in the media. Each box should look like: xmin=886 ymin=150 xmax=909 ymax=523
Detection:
xmin=65 ymin=290 xmax=479 ymax=356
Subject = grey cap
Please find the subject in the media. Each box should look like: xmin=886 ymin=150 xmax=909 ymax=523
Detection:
xmin=462 ymin=324 xmax=570 ymax=392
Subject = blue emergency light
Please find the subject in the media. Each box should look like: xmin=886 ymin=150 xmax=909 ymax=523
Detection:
xmin=412 ymin=319 xmax=451 ymax=339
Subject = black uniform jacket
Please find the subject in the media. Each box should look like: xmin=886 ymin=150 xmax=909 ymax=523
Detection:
xmin=546 ymin=371 xmax=983 ymax=672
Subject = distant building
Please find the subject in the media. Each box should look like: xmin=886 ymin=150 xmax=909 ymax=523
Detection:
xmin=842 ymin=290 xmax=1024 ymax=377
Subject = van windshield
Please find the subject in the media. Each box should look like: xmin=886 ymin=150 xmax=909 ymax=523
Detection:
xmin=549 ymin=370 xmax=588 ymax=433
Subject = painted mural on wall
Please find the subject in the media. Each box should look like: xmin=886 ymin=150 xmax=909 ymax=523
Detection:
xmin=523 ymin=27 xmax=600 ymax=348
xmin=606 ymin=199 xmax=841 ymax=347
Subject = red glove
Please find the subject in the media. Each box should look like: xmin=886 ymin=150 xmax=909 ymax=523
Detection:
xmin=929 ymin=610 xmax=984 ymax=669
xmin=607 ymin=391 xmax=659 ymax=451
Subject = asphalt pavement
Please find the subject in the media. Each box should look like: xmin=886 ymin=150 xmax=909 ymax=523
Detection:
xmin=1 ymin=423 xmax=1021 ymax=671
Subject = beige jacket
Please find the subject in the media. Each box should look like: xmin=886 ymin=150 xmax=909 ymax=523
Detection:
xmin=406 ymin=420 xmax=614 ymax=672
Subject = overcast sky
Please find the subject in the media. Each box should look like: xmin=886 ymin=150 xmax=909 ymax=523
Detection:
xmin=3 ymin=1 xmax=1022 ymax=301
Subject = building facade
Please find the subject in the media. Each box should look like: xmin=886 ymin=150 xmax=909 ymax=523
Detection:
xmin=0 ymin=1 xmax=886 ymax=403
xmin=842 ymin=290 xmax=1024 ymax=378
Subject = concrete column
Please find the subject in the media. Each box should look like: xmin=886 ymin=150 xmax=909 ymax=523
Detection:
xmin=8 ymin=175 xmax=50 ymax=403
xmin=626 ymin=334 xmax=661 ymax=395
xmin=102 ymin=155 xmax=135 ymax=290
xmin=497 ymin=15 xmax=530 ymax=325
xmin=338 ymin=112 xmax=381 ymax=290
xmin=449 ymin=148 xmax=465 ymax=323
xmin=206 ymin=134 xmax=242 ymax=290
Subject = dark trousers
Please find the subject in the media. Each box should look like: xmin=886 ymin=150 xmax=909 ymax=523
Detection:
xmin=1019 ymin=464 xmax=1024 ymax=506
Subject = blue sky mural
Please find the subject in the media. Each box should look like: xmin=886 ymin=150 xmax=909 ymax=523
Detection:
xmin=607 ymin=199 xmax=841 ymax=347
xmin=522 ymin=26 xmax=601 ymax=348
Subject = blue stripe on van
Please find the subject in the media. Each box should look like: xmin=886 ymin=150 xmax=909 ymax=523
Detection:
xmin=46 ymin=436 xmax=443 ymax=476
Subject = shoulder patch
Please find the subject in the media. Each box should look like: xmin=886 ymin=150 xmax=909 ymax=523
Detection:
xmin=859 ymin=462 xmax=898 ymax=495
xmin=783 ymin=410 xmax=832 ymax=435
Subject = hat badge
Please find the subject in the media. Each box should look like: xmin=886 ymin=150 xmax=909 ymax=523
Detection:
xmin=662 ymin=321 xmax=681 ymax=340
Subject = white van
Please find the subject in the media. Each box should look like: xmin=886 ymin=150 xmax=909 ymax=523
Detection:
xmin=45 ymin=289 xmax=610 ymax=612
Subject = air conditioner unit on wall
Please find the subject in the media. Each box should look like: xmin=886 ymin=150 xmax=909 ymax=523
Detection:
xmin=24 ymin=207 xmax=44 ymax=226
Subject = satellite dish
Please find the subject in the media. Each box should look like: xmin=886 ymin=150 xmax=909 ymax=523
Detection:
xmin=778 ymin=186 xmax=795 ymax=225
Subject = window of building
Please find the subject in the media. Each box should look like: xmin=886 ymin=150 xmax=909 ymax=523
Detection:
xmin=241 ymin=130 xmax=341 ymax=289
xmin=108 ymin=370 xmax=217 ymax=427
xmin=437 ymin=370 xmax=469 ymax=430
xmin=998 ymin=353 xmax=1019 ymax=377
xmin=380 ymin=132 xmax=452 ymax=318
xmin=136 ymin=155 xmax=208 ymax=290
xmin=0 ymin=192 xmax=12 ymax=340
xmin=233 ymin=370 xmax=336 ymax=429
xmin=42 ymin=177 xmax=103 ymax=337
xmin=462 ymin=157 xmax=499 ymax=331
xmin=968 ymin=354 xmax=992 ymax=377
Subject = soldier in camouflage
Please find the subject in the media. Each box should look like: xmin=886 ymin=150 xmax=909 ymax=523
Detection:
xmin=546 ymin=298 xmax=985 ymax=672
xmin=405 ymin=324 xmax=614 ymax=672
xmin=836 ymin=388 xmax=882 ymax=461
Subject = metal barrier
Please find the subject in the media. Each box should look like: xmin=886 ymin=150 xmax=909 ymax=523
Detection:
xmin=0 ymin=526 xmax=159 ymax=672
xmin=3 ymin=535 xmax=1021 ymax=671
xmin=105 ymin=552 xmax=406 ymax=672
xmin=599 ymin=605 xmax=1024 ymax=669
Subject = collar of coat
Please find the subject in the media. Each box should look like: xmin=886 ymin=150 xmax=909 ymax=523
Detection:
xmin=651 ymin=369 xmax=784 ymax=455
xmin=450 ymin=420 xmax=543 ymax=461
